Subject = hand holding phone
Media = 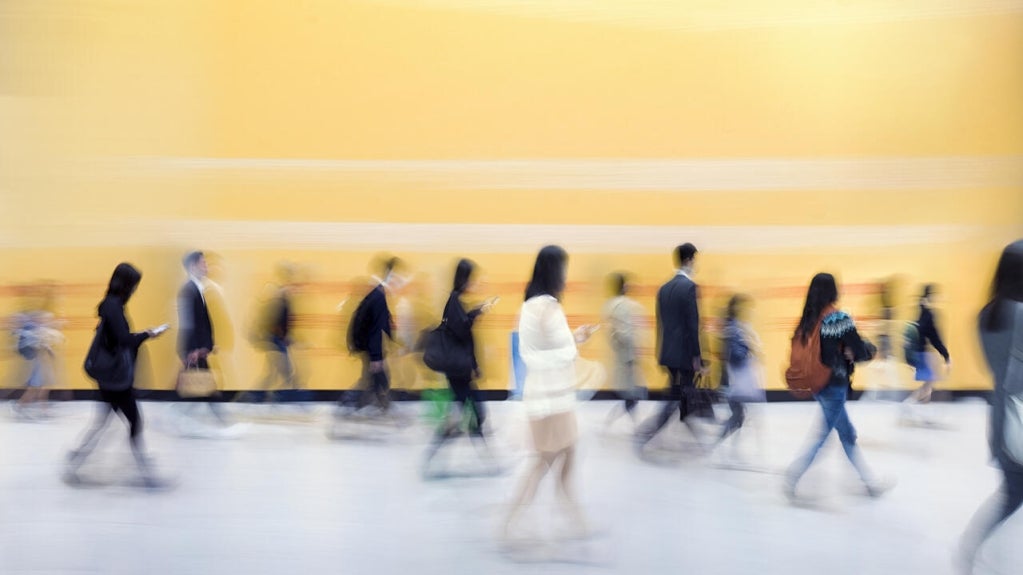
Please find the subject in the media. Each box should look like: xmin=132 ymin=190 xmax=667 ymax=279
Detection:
xmin=481 ymin=296 xmax=500 ymax=312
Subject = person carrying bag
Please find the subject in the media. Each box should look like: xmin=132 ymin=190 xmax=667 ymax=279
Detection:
xmin=68 ymin=263 xmax=168 ymax=488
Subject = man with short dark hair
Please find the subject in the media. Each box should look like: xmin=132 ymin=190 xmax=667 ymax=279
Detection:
xmin=638 ymin=243 xmax=707 ymax=450
xmin=338 ymin=256 xmax=406 ymax=418
xmin=177 ymin=251 xmax=228 ymax=424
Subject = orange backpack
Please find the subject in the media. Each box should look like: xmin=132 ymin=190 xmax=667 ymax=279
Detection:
xmin=785 ymin=308 xmax=833 ymax=398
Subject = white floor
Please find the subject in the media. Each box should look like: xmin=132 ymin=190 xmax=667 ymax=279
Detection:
xmin=0 ymin=398 xmax=1019 ymax=575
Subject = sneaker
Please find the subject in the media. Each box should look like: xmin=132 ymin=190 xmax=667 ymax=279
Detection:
xmin=865 ymin=477 xmax=896 ymax=498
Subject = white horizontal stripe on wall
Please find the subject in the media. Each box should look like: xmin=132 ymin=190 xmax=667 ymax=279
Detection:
xmin=3 ymin=221 xmax=1016 ymax=253
xmin=108 ymin=156 xmax=1023 ymax=192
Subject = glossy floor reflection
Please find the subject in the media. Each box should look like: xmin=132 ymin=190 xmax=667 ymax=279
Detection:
xmin=0 ymin=398 xmax=1017 ymax=575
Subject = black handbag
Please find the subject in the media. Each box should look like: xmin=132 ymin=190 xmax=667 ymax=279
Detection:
xmin=83 ymin=320 xmax=134 ymax=391
xmin=422 ymin=321 xmax=473 ymax=375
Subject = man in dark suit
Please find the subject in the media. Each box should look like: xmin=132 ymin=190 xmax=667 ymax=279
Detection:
xmin=179 ymin=251 xmax=214 ymax=368
xmin=638 ymin=243 xmax=707 ymax=449
xmin=177 ymin=251 xmax=227 ymax=423
xmin=337 ymin=256 xmax=405 ymax=418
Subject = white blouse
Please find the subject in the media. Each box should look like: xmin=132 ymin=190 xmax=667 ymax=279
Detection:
xmin=518 ymin=295 xmax=578 ymax=419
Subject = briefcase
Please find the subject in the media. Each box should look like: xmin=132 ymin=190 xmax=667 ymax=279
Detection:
xmin=177 ymin=367 xmax=218 ymax=398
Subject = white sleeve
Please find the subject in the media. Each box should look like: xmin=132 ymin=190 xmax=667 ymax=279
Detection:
xmin=519 ymin=299 xmax=578 ymax=370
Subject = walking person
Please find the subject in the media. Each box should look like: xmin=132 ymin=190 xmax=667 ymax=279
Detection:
xmin=602 ymin=272 xmax=646 ymax=431
xmin=713 ymin=294 xmax=766 ymax=465
xmin=338 ymin=256 xmax=407 ymax=417
xmin=637 ymin=243 xmax=708 ymax=452
xmin=9 ymin=285 xmax=63 ymax=419
xmin=502 ymin=245 xmax=599 ymax=542
xmin=957 ymin=240 xmax=1023 ymax=574
xmin=783 ymin=273 xmax=891 ymax=501
xmin=65 ymin=263 xmax=168 ymax=488
xmin=422 ymin=259 xmax=498 ymax=474
xmin=176 ymin=251 xmax=229 ymax=425
xmin=251 ymin=265 xmax=301 ymax=404
xmin=901 ymin=284 xmax=952 ymax=423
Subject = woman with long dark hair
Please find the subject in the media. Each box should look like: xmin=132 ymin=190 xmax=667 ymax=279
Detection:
xmin=784 ymin=273 xmax=889 ymax=500
xmin=958 ymin=240 xmax=1023 ymax=573
xmin=65 ymin=263 xmax=167 ymax=487
xmin=502 ymin=245 xmax=598 ymax=541
xmin=423 ymin=258 xmax=497 ymax=471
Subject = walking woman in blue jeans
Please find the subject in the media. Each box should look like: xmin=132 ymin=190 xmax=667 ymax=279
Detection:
xmin=957 ymin=240 xmax=1023 ymax=574
xmin=784 ymin=273 xmax=891 ymax=500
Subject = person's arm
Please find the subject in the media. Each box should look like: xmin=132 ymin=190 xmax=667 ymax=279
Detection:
xmin=518 ymin=300 xmax=578 ymax=369
xmin=840 ymin=318 xmax=876 ymax=363
xmin=177 ymin=288 xmax=194 ymax=359
xmin=685 ymin=284 xmax=702 ymax=370
xmin=444 ymin=294 xmax=477 ymax=344
xmin=100 ymin=300 xmax=150 ymax=350
xmin=726 ymin=324 xmax=751 ymax=366
xmin=920 ymin=308 xmax=951 ymax=362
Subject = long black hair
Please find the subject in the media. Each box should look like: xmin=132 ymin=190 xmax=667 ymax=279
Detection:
xmin=525 ymin=245 xmax=568 ymax=301
xmin=105 ymin=262 xmax=142 ymax=304
xmin=795 ymin=273 xmax=839 ymax=344
xmin=452 ymin=258 xmax=476 ymax=294
xmin=984 ymin=240 xmax=1023 ymax=332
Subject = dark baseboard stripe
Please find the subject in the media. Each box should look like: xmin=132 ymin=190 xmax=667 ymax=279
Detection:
xmin=0 ymin=388 xmax=991 ymax=403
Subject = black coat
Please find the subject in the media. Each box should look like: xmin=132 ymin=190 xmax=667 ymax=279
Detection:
xmin=177 ymin=281 xmax=214 ymax=359
xmin=442 ymin=291 xmax=482 ymax=375
xmin=656 ymin=273 xmax=701 ymax=371
xmin=361 ymin=285 xmax=393 ymax=362
xmin=98 ymin=296 xmax=150 ymax=361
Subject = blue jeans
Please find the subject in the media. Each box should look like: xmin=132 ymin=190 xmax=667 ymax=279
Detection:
xmin=788 ymin=383 xmax=873 ymax=484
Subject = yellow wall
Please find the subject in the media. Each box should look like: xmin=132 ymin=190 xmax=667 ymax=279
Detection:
xmin=1 ymin=1 xmax=1021 ymax=393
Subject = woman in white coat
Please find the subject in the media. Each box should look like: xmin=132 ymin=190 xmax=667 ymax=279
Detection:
xmin=502 ymin=245 xmax=598 ymax=541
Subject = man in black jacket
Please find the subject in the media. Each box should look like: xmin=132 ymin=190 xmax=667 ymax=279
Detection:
xmin=638 ymin=243 xmax=708 ymax=450
xmin=179 ymin=251 xmax=214 ymax=368
xmin=177 ymin=251 xmax=227 ymax=424
xmin=338 ymin=257 xmax=406 ymax=417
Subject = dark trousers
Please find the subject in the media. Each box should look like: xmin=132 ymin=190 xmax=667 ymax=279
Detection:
xmin=425 ymin=373 xmax=487 ymax=463
xmin=340 ymin=355 xmax=391 ymax=410
xmin=719 ymin=400 xmax=746 ymax=440
xmin=446 ymin=372 xmax=486 ymax=433
xmin=641 ymin=368 xmax=700 ymax=440
xmin=69 ymin=388 xmax=148 ymax=471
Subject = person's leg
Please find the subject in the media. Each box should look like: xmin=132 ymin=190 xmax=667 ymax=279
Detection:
xmin=638 ymin=369 xmax=681 ymax=444
xmin=677 ymin=370 xmax=707 ymax=440
xmin=113 ymin=390 xmax=160 ymax=485
xmin=425 ymin=374 xmax=468 ymax=463
xmin=786 ymin=385 xmax=844 ymax=492
xmin=958 ymin=467 xmax=1023 ymax=573
xmin=719 ymin=400 xmax=746 ymax=442
xmin=68 ymin=399 xmax=115 ymax=468
xmin=555 ymin=446 xmax=588 ymax=532
xmin=468 ymin=382 xmax=487 ymax=435
xmin=832 ymin=401 xmax=891 ymax=495
xmin=356 ymin=356 xmax=375 ymax=410
xmin=373 ymin=367 xmax=391 ymax=412
xmin=503 ymin=451 xmax=557 ymax=538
